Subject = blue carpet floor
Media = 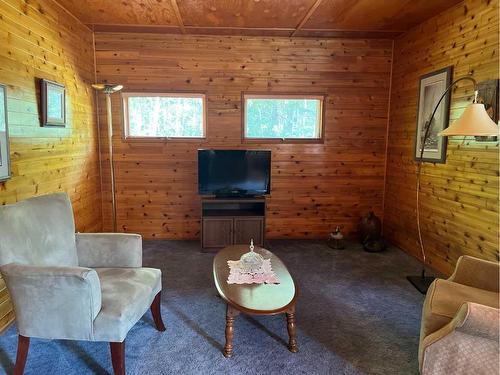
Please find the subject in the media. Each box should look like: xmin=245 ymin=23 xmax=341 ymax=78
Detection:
xmin=0 ymin=240 xmax=427 ymax=374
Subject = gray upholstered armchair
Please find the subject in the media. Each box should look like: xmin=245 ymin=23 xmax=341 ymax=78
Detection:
xmin=0 ymin=193 xmax=165 ymax=375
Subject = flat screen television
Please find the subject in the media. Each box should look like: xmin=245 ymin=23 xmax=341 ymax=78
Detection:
xmin=198 ymin=149 xmax=271 ymax=197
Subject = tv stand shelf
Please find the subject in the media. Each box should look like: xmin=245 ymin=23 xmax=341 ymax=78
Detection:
xmin=201 ymin=197 xmax=266 ymax=249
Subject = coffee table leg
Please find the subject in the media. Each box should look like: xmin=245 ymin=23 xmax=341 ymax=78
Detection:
xmin=286 ymin=307 xmax=298 ymax=353
xmin=224 ymin=304 xmax=238 ymax=358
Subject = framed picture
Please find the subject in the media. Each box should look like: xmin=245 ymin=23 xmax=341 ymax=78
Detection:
xmin=414 ymin=66 xmax=453 ymax=163
xmin=475 ymin=79 xmax=499 ymax=142
xmin=0 ymin=84 xmax=11 ymax=181
xmin=41 ymin=79 xmax=65 ymax=127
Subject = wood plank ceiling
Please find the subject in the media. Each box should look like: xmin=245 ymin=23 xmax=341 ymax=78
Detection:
xmin=55 ymin=0 xmax=464 ymax=38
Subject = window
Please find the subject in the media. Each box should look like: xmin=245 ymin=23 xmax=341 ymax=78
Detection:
xmin=123 ymin=93 xmax=206 ymax=139
xmin=243 ymin=94 xmax=324 ymax=141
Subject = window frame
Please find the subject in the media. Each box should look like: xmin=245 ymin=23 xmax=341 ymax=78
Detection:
xmin=122 ymin=91 xmax=207 ymax=141
xmin=241 ymin=92 xmax=326 ymax=144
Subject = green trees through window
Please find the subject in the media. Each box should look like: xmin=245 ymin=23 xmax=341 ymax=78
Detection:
xmin=123 ymin=93 xmax=323 ymax=140
xmin=244 ymin=95 xmax=323 ymax=139
xmin=125 ymin=94 xmax=205 ymax=138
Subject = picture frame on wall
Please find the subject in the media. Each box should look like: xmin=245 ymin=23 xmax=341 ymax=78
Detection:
xmin=475 ymin=79 xmax=499 ymax=142
xmin=414 ymin=66 xmax=453 ymax=163
xmin=41 ymin=79 xmax=66 ymax=127
xmin=0 ymin=84 xmax=11 ymax=181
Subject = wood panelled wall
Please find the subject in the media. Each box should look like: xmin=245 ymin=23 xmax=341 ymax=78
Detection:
xmin=0 ymin=0 xmax=102 ymax=331
xmin=384 ymin=0 xmax=499 ymax=275
xmin=94 ymin=34 xmax=393 ymax=238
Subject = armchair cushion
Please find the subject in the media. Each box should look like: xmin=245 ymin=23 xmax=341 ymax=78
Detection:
xmin=92 ymin=267 xmax=161 ymax=342
xmin=421 ymin=279 xmax=499 ymax=342
xmin=76 ymin=233 xmax=142 ymax=268
xmin=0 ymin=263 xmax=101 ymax=341
xmin=0 ymin=193 xmax=78 ymax=267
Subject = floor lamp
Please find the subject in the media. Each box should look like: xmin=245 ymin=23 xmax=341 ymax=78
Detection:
xmin=92 ymin=84 xmax=123 ymax=232
xmin=407 ymin=76 xmax=499 ymax=294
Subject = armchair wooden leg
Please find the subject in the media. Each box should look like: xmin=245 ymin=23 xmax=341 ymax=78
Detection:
xmin=150 ymin=291 xmax=166 ymax=331
xmin=14 ymin=335 xmax=30 ymax=375
xmin=110 ymin=341 xmax=125 ymax=375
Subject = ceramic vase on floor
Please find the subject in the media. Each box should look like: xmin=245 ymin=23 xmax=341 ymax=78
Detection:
xmin=359 ymin=212 xmax=386 ymax=252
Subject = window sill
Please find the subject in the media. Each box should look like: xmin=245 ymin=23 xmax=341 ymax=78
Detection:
xmin=122 ymin=136 xmax=207 ymax=143
xmin=242 ymin=137 xmax=324 ymax=144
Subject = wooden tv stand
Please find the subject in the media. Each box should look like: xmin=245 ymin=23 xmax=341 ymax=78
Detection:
xmin=201 ymin=197 xmax=266 ymax=249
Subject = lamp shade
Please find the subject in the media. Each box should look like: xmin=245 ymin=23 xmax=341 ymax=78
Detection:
xmin=438 ymin=103 xmax=499 ymax=136
xmin=92 ymin=84 xmax=123 ymax=94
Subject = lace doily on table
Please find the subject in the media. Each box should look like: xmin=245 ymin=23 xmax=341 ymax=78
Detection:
xmin=227 ymin=259 xmax=280 ymax=284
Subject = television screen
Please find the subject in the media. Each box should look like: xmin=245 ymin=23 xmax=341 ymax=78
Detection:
xmin=198 ymin=150 xmax=271 ymax=196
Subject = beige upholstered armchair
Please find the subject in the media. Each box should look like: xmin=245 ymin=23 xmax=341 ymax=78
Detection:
xmin=0 ymin=193 xmax=165 ymax=375
xmin=419 ymin=255 xmax=499 ymax=374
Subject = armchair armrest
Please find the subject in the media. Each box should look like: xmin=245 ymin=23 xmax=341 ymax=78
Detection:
xmin=0 ymin=263 xmax=101 ymax=341
xmin=76 ymin=233 xmax=142 ymax=268
xmin=420 ymin=302 xmax=499 ymax=372
xmin=448 ymin=255 xmax=499 ymax=292
xmin=454 ymin=302 xmax=499 ymax=340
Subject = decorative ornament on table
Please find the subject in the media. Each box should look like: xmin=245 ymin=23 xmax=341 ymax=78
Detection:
xmin=359 ymin=212 xmax=386 ymax=253
xmin=239 ymin=239 xmax=264 ymax=273
xmin=328 ymin=226 xmax=345 ymax=249
xmin=227 ymin=239 xmax=280 ymax=284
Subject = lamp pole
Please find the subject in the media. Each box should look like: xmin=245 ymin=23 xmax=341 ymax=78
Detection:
xmin=408 ymin=76 xmax=478 ymax=294
xmin=92 ymin=84 xmax=123 ymax=232
xmin=105 ymin=92 xmax=117 ymax=232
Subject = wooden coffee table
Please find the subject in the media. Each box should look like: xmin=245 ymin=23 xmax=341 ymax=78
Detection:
xmin=213 ymin=245 xmax=298 ymax=357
